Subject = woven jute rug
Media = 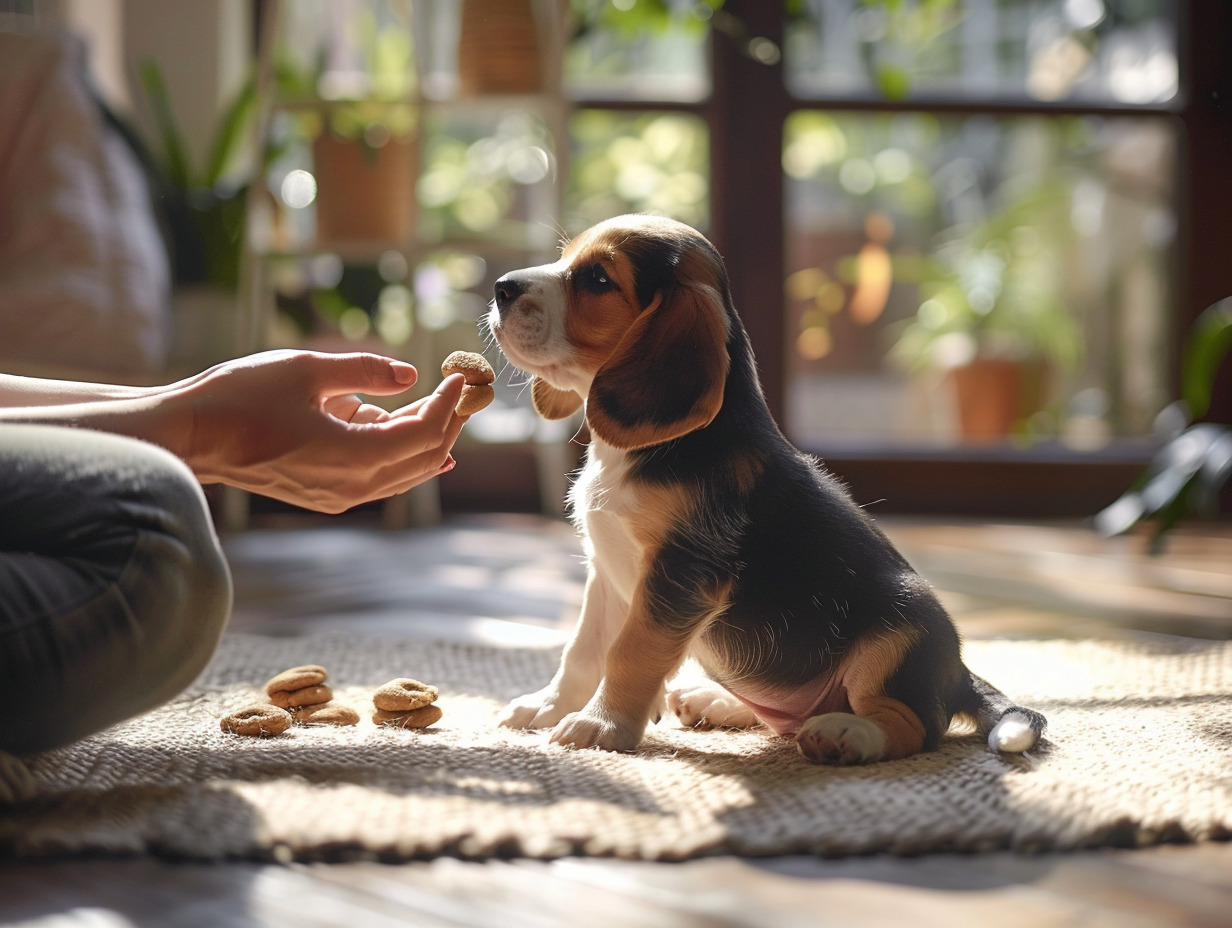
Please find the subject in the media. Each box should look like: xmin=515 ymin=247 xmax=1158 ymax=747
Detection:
xmin=3 ymin=633 xmax=1230 ymax=861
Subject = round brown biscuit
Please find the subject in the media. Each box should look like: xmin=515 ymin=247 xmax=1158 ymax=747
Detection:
xmin=264 ymin=664 xmax=327 ymax=695
xmin=292 ymin=702 xmax=360 ymax=726
xmin=372 ymin=704 xmax=443 ymax=729
xmin=373 ymin=678 xmax=439 ymax=711
xmin=441 ymin=350 xmax=495 ymax=385
xmin=268 ymin=683 xmax=333 ymax=709
xmin=456 ymin=383 xmax=494 ymax=416
xmin=221 ymin=704 xmax=292 ymax=737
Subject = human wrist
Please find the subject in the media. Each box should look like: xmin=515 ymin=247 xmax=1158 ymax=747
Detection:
xmin=163 ymin=374 xmax=230 ymax=483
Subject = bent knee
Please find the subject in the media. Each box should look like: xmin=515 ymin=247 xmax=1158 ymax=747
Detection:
xmin=117 ymin=444 xmax=234 ymax=699
xmin=0 ymin=430 xmax=233 ymax=753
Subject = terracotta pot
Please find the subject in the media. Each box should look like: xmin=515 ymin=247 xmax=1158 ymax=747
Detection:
xmin=948 ymin=358 xmax=1049 ymax=442
xmin=313 ymin=133 xmax=417 ymax=246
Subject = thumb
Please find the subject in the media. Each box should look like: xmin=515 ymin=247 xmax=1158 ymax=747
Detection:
xmin=311 ymin=353 xmax=418 ymax=398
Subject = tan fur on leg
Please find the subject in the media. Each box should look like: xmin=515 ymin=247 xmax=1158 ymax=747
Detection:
xmin=551 ymin=604 xmax=691 ymax=751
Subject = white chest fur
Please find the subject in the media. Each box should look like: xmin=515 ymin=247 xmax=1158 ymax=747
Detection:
xmin=569 ymin=442 xmax=646 ymax=606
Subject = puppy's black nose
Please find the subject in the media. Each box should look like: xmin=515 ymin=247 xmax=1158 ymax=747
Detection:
xmin=494 ymin=274 xmax=526 ymax=310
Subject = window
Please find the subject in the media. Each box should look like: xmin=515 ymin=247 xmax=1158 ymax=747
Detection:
xmin=783 ymin=110 xmax=1175 ymax=450
xmin=781 ymin=1 xmax=1179 ymax=453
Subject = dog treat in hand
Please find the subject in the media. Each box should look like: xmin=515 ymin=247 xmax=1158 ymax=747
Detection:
xmin=441 ymin=350 xmax=495 ymax=416
xmin=265 ymin=664 xmax=327 ymax=696
xmin=441 ymin=350 xmax=494 ymax=385
xmin=268 ymin=684 xmax=333 ymax=710
xmin=373 ymin=678 xmax=439 ymax=712
xmin=221 ymin=704 xmax=293 ymax=737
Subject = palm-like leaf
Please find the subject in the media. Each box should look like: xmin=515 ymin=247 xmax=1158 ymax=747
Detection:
xmin=1094 ymin=298 xmax=1232 ymax=548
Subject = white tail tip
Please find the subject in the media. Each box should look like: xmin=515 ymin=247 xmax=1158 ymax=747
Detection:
xmin=988 ymin=711 xmax=1038 ymax=753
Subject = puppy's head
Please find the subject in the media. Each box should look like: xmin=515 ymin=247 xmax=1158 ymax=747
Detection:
xmin=488 ymin=214 xmax=731 ymax=450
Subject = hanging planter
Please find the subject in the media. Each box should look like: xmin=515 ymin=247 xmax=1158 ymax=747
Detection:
xmin=457 ymin=0 xmax=545 ymax=95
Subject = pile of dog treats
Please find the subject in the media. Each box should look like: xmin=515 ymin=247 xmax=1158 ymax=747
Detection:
xmin=219 ymin=664 xmax=443 ymax=737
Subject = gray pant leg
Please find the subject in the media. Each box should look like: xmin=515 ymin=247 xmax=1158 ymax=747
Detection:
xmin=0 ymin=424 xmax=233 ymax=755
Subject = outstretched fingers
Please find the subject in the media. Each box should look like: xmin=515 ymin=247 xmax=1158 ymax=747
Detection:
xmin=308 ymin=352 xmax=419 ymax=398
xmin=371 ymin=374 xmax=465 ymax=452
xmin=322 ymin=376 xmax=466 ymax=504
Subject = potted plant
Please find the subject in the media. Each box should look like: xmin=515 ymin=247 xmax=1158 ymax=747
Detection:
xmin=137 ymin=59 xmax=256 ymax=291
xmin=134 ymin=58 xmax=264 ymax=366
xmin=890 ymin=180 xmax=1083 ymax=441
xmin=309 ymin=100 xmax=418 ymax=246
xmin=273 ymin=4 xmax=419 ymax=247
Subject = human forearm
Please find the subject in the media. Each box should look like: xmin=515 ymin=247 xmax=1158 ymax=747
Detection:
xmin=0 ymin=389 xmax=191 ymax=457
xmin=0 ymin=373 xmax=156 ymax=407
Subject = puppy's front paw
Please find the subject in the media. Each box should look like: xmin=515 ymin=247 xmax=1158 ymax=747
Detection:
xmin=796 ymin=713 xmax=886 ymax=765
xmin=550 ymin=710 xmax=643 ymax=752
xmin=668 ymin=685 xmax=759 ymax=730
xmin=499 ymin=687 xmax=578 ymax=730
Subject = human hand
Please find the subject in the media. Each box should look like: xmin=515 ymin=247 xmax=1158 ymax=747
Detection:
xmin=175 ymin=350 xmax=468 ymax=513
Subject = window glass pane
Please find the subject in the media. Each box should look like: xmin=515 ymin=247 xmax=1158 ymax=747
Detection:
xmin=565 ymin=110 xmax=709 ymax=231
xmin=786 ymin=0 xmax=1178 ymax=105
xmin=417 ymin=106 xmax=560 ymax=251
xmin=563 ymin=0 xmax=713 ymax=101
xmin=276 ymin=0 xmax=417 ymax=102
xmin=784 ymin=110 xmax=1175 ymax=448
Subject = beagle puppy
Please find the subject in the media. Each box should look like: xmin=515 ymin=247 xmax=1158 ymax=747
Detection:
xmin=487 ymin=214 xmax=1045 ymax=764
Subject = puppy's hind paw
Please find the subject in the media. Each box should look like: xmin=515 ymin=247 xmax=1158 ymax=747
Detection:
xmin=796 ymin=713 xmax=886 ymax=765
xmin=667 ymin=685 xmax=759 ymax=730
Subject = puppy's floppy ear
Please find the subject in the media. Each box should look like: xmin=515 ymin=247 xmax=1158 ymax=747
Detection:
xmin=587 ymin=256 xmax=730 ymax=450
xmin=531 ymin=377 xmax=583 ymax=419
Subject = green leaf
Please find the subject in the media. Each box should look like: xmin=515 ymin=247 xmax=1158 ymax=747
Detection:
xmin=201 ymin=76 xmax=256 ymax=190
xmin=137 ymin=58 xmax=192 ymax=191
xmin=874 ymin=63 xmax=911 ymax=100
xmin=1181 ymin=296 xmax=1232 ymax=419
xmin=1093 ymin=423 xmax=1232 ymax=546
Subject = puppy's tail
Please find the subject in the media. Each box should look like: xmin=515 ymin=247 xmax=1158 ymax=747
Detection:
xmin=962 ymin=671 xmax=1046 ymax=754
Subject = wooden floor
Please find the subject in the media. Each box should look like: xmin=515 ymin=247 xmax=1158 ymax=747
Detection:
xmin=3 ymin=512 xmax=1231 ymax=928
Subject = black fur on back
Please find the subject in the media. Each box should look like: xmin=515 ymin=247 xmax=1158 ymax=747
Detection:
xmin=608 ymin=220 xmax=1031 ymax=750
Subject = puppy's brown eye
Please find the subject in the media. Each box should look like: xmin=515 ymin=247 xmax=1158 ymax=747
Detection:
xmin=576 ymin=263 xmax=615 ymax=294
